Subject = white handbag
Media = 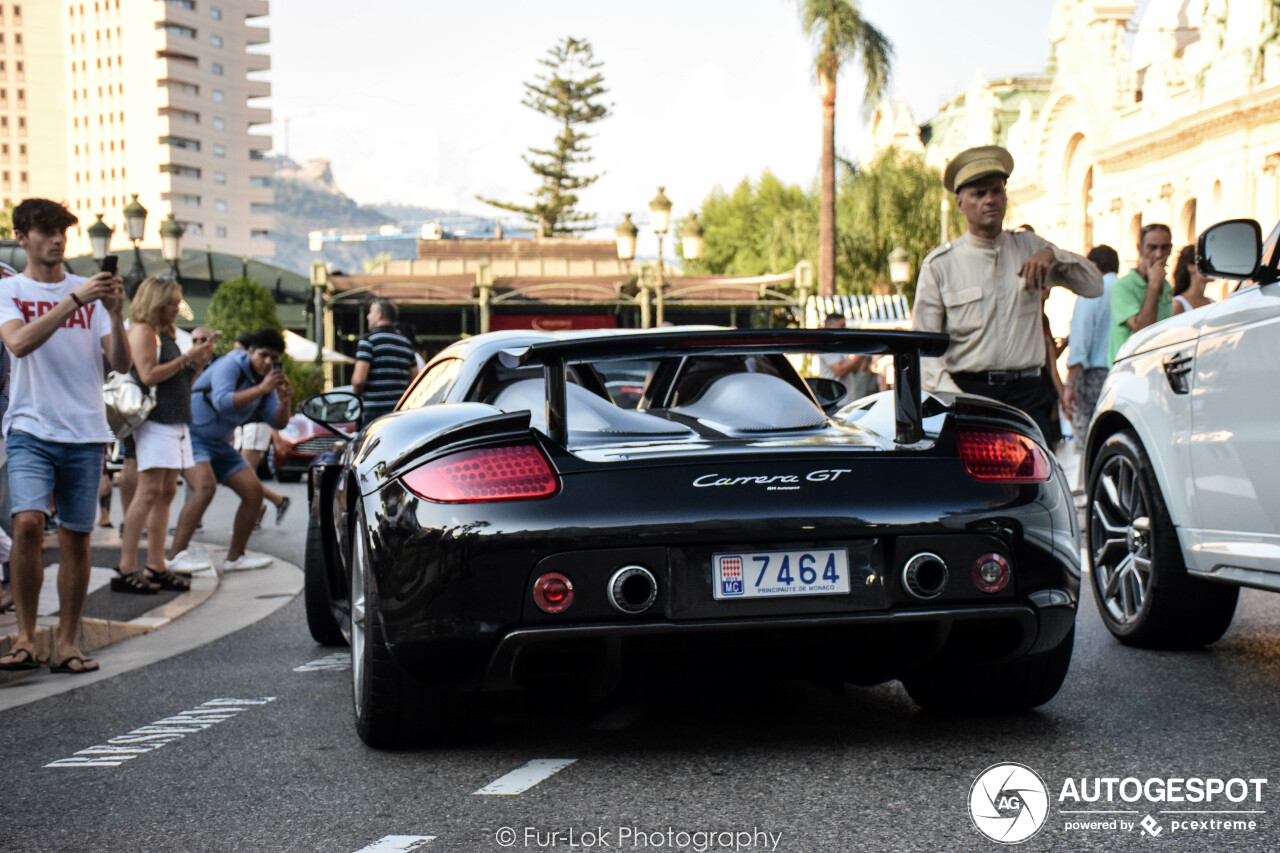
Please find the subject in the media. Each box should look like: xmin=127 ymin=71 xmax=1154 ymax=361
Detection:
xmin=103 ymin=371 xmax=155 ymax=439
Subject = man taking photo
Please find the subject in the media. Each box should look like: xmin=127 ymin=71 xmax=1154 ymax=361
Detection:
xmin=168 ymin=329 xmax=291 ymax=574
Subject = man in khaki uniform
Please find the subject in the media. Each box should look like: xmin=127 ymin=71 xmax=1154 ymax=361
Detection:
xmin=912 ymin=145 xmax=1102 ymax=441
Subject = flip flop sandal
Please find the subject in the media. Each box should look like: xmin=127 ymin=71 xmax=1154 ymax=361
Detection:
xmin=110 ymin=570 xmax=159 ymax=595
xmin=49 ymin=655 xmax=99 ymax=675
xmin=0 ymin=648 xmax=42 ymax=671
xmin=147 ymin=570 xmax=191 ymax=592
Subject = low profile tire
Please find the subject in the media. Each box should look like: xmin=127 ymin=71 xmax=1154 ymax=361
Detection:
xmin=303 ymin=512 xmax=345 ymax=646
xmin=350 ymin=508 xmax=460 ymax=749
xmin=902 ymin=625 xmax=1075 ymax=713
xmin=1087 ymin=430 xmax=1237 ymax=648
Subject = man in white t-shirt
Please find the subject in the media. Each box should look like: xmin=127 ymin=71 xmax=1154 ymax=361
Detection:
xmin=0 ymin=198 xmax=130 ymax=675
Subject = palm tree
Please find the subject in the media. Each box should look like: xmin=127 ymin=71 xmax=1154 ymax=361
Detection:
xmin=797 ymin=0 xmax=892 ymax=296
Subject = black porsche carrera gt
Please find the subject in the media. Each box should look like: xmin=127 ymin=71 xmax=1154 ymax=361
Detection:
xmin=300 ymin=328 xmax=1079 ymax=748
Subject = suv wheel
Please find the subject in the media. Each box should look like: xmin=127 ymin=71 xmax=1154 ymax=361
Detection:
xmin=1086 ymin=430 xmax=1237 ymax=648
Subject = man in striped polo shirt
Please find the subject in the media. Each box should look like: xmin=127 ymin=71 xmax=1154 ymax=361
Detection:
xmin=351 ymin=298 xmax=418 ymax=428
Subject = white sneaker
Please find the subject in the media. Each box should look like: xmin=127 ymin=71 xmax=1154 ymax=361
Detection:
xmin=168 ymin=548 xmax=214 ymax=575
xmin=222 ymin=554 xmax=272 ymax=572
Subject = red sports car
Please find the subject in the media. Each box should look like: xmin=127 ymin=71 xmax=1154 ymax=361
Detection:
xmin=269 ymin=385 xmax=355 ymax=482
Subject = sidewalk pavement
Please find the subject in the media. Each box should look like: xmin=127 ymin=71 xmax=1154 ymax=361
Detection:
xmin=0 ymin=522 xmax=268 ymax=682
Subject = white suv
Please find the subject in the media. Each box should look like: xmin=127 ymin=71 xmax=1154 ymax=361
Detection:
xmin=1083 ymin=218 xmax=1280 ymax=647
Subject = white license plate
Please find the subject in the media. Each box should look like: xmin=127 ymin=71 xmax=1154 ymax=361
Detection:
xmin=713 ymin=548 xmax=851 ymax=599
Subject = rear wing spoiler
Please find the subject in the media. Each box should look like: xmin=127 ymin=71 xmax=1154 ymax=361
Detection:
xmin=499 ymin=329 xmax=950 ymax=447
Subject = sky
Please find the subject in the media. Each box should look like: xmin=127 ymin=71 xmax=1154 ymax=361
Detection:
xmin=259 ymin=0 xmax=1151 ymax=250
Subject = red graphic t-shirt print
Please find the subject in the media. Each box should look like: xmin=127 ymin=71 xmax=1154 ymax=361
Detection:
xmin=12 ymin=298 xmax=96 ymax=329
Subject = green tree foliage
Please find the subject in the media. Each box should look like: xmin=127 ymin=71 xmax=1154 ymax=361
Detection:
xmin=0 ymin=202 xmax=12 ymax=239
xmin=478 ymin=37 xmax=611 ymax=237
xmin=205 ymin=277 xmax=320 ymax=411
xmin=207 ymin=277 xmax=282 ymax=353
xmin=796 ymin=0 xmax=893 ymax=297
xmin=688 ymin=151 xmax=962 ymax=301
xmin=836 ymin=148 xmax=962 ymax=301
xmin=682 ymin=172 xmax=817 ymax=277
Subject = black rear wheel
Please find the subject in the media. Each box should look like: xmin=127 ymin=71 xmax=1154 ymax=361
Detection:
xmin=1086 ymin=430 xmax=1237 ymax=648
xmin=303 ymin=512 xmax=345 ymax=646
xmin=902 ymin=625 xmax=1075 ymax=713
xmin=350 ymin=508 xmax=463 ymax=748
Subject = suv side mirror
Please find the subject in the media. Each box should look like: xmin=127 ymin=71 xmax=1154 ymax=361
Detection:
xmin=1198 ymin=219 xmax=1263 ymax=280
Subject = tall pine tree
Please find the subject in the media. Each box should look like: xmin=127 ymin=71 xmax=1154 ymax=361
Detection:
xmin=479 ymin=37 xmax=611 ymax=237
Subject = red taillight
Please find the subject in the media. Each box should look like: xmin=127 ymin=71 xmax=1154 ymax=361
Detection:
xmin=533 ymin=572 xmax=574 ymax=614
xmin=401 ymin=443 xmax=559 ymax=503
xmin=956 ymin=428 xmax=1051 ymax=483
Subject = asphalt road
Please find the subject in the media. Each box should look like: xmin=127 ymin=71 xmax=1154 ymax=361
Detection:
xmin=3 ymin=481 xmax=1280 ymax=852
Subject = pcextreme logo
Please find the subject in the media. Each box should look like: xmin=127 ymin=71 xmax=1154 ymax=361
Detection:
xmin=968 ymin=764 xmax=1269 ymax=843
xmin=969 ymin=763 xmax=1050 ymax=844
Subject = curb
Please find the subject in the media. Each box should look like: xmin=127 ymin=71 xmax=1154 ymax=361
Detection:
xmin=0 ymin=539 xmax=224 ymax=679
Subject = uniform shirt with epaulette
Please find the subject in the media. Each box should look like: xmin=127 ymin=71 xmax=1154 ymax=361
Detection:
xmin=911 ymin=230 xmax=1103 ymax=393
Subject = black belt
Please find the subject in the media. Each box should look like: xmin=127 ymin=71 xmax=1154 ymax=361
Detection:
xmin=953 ymin=367 xmax=1042 ymax=385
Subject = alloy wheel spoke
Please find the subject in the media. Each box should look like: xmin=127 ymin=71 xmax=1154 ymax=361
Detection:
xmin=1105 ymin=553 xmax=1133 ymax=600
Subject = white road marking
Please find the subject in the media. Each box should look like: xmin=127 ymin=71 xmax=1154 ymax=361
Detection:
xmin=473 ymin=758 xmax=578 ymax=795
xmin=294 ymin=652 xmax=351 ymax=672
xmin=45 ymin=698 xmax=275 ymax=768
xmin=351 ymin=836 xmax=435 ymax=852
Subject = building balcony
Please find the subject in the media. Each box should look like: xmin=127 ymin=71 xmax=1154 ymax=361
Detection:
xmin=246 ymin=106 xmax=271 ymax=127
xmin=246 ymin=79 xmax=271 ymax=99
xmin=245 ymin=25 xmax=269 ymax=47
xmin=245 ymin=54 xmax=270 ymax=73
xmin=244 ymin=0 xmax=269 ymax=18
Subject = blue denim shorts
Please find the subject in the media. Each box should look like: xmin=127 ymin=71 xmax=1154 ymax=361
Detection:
xmin=6 ymin=429 xmax=106 ymax=533
xmin=190 ymin=433 xmax=249 ymax=483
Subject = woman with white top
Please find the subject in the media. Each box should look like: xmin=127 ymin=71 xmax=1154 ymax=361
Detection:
xmin=1172 ymin=245 xmax=1216 ymax=314
xmin=111 ymin=276 xmax=215 ymax=593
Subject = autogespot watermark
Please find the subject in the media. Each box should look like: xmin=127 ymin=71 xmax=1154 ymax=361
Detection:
xmin=492 ymin=826 xmax=783 ymax=851
xmin=968 ymin=763 xmax=1270 ymax=844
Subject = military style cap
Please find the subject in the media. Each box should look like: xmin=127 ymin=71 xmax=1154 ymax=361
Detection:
xmin=944 ymin=145 xmax=1015 ymax=192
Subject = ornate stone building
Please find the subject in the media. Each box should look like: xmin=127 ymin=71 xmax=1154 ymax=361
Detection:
xmin=875 ymin=0 xmax=1280 ymax=270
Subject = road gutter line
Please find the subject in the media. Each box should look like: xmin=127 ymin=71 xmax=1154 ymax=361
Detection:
xmin=44 ymin=697 xmax=275 ymax=768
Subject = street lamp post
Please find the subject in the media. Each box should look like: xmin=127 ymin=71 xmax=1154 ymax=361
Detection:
xmin=86 ymin=213 xmax=114 ymax=268
xmin=649 ymin=187 xmax=672 ymax=327
xmin=888 ymin=246 xmax=911 ymax=297
xmin=159 ymin=213 xmax=185 ymax=276
xmin=122 ymin=193 xmax=149 ymax=294
xmin=615 ymin=213 xmax=638 ymax=272
xmin=681 ymin=213 xmax=704 ymax=263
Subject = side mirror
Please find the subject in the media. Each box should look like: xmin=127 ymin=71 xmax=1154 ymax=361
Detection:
xmin=806 ymin=377 xmax=847 ymax=413
xmin=300 ymin=391 xmax=362 ymax=434
xmin=1198 ymin=219 xmax=1263 ymax=280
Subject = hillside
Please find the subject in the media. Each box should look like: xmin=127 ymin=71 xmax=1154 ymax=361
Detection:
xmin=268 ymin=157 xmax=483 ymax=275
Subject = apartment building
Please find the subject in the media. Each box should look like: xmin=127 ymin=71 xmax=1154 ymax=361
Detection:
xmin=20 ymin=0 xmax=272 ymax=258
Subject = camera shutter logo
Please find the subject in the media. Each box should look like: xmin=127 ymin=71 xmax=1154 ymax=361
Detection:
xmin=969 ymin=763 xmax=1050 ymax=844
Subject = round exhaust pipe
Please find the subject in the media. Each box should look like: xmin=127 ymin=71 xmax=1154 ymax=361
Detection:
xmin=902 ymin=552 xmax=948 ymax=600
xmin=607 ymin=565 xmax=657 ymax=614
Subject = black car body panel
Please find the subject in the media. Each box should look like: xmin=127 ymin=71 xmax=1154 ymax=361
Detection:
xmin=305 ymin=328 xmax=1079 ymax=744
